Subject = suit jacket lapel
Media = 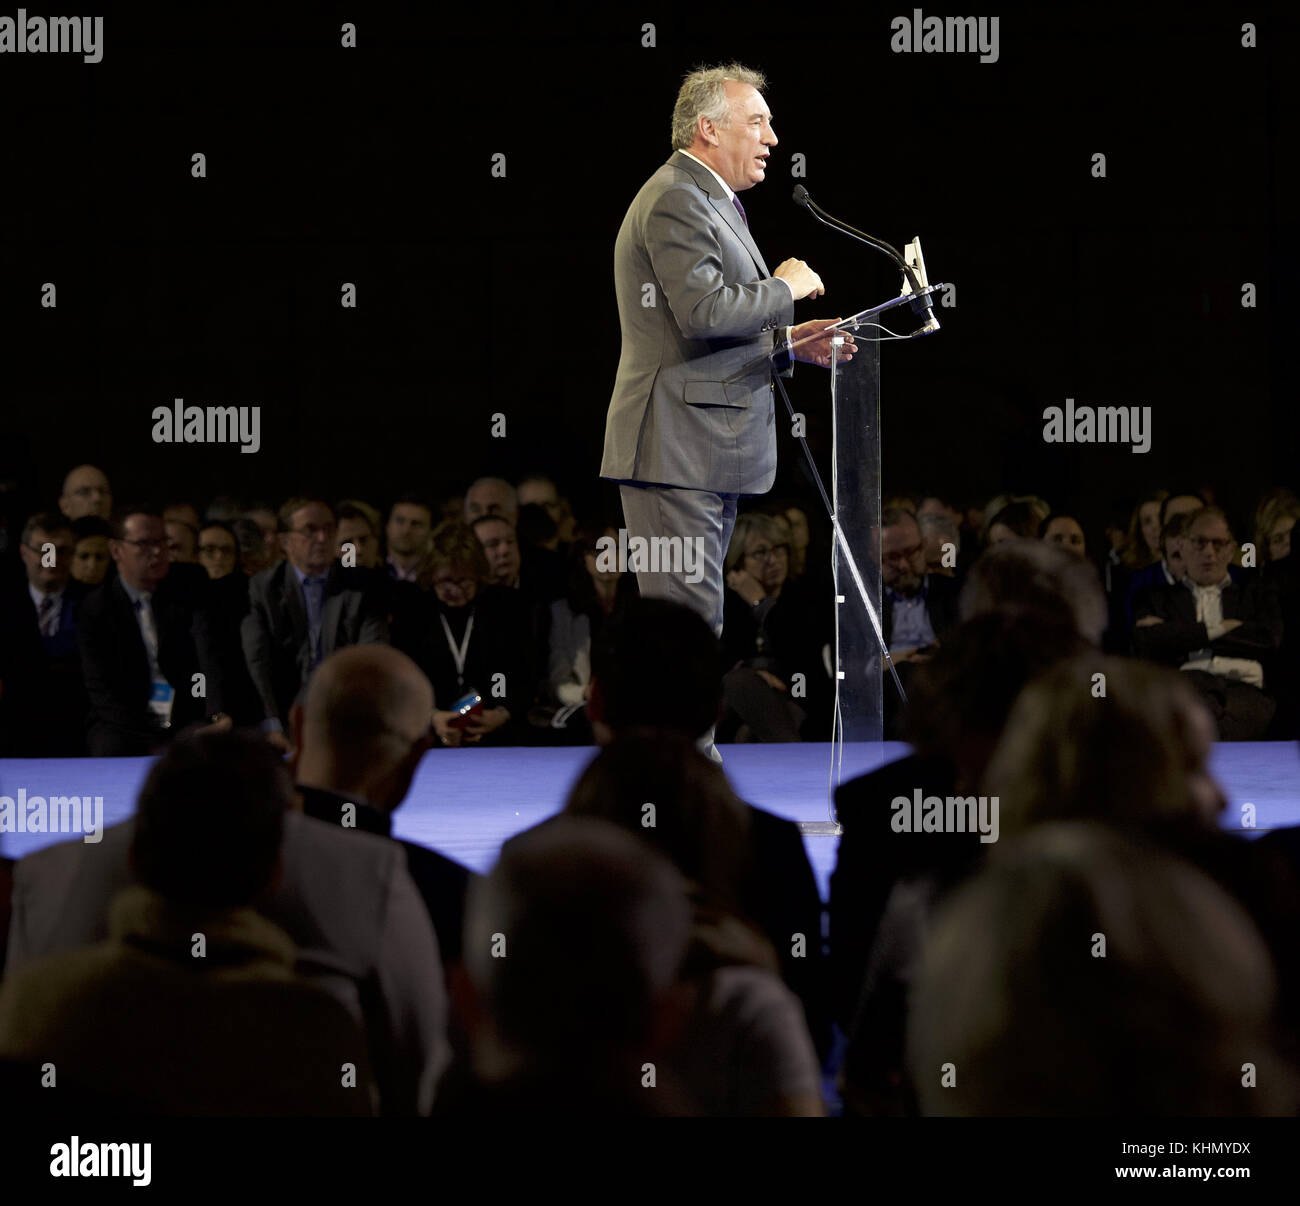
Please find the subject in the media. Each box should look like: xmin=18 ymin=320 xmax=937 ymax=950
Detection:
xmin=669 ymin=151 xmax=771 ymax=279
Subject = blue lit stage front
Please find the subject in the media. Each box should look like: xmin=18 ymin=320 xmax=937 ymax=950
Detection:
xmin=3 ymin=742 xmax=1299 ymax=900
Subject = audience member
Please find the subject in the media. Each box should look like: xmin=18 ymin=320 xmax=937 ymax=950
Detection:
xmin=560 ymin=731 xmax=825 ymax=1115
xmin=406 ymin=521 xmax=532 ymax=747
xmin=907 ymin=822 xmax=1296 ymax=1115
xmin=464 ymin=476 xmax=518 ymax=526
xmin=0 ymin=731 xmax=377 ymax=1115
xmin=587 ymin=597 xmax=832 ymax=1059
xmin=77 ymin=506 xmax=230 ymax=755
xmin=1133 ymin=506 xmax=1282 ymax=739
xmin=197 ymin=521 xmax=239 ymax=580
xmin=334 ymin=500 xmax=383 ymax=570
xmin=6 ymin=741 xmax=452 ymax=1115
xmin=241 ymin=498 xmax=389 ymax=742
xmin=288 ymin=645 xmax=474 ymax=969
xmin=454 ymin=817 xmax=695 ymax=1114
xmin=58 ymin=464 xmax=112 ymax=521
xmin=385 ymin=495 xmax=433 ymax=583
xmin=0 ymin=512 xmax=89 ymax=754
xmin=69 ymin=515 xmax=112 ymax=586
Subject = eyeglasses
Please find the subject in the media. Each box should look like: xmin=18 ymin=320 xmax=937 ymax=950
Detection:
xmin=120 ymin=538 xmax=168 ymax=552
xmin=745 ymin=543 xmax=789 ymax=562
xmin=883 ymin=543 xmax=924 ymax=563
xmin=434 ymin=576 xmax=477 ymax=591
xmin=1188 ymin=537 xmax=1233 ymax=553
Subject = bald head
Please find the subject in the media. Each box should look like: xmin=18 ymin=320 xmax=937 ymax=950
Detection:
xmin=464 ymin=477 xmax=518 ymax=526
xmin=293 ymin=645 xmax=434 ymax=811
xmin=60 ymin=464 xmax=112 ymax=520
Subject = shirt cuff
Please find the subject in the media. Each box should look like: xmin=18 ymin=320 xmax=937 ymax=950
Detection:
xmin=259 ymin=717 xmax=284 ymax=735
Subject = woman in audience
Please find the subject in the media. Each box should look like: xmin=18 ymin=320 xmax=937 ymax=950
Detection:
xmin=565 ymin=730 xmax=825 ymax=1116
xmin=1120 ymin=488 xmax=1168 ymax=569
xmin=537 ymin=524 xmax=635 ymax=741
xmin=907 ymin=822 xmax=1296 ymax=1115
xmin=719 ymin=511 xmax=826 ymax=741
xmin=407 ymin=521 xmax=532 ymax=747
xmin=1256 ymin=490 xmax=1300 ymax=566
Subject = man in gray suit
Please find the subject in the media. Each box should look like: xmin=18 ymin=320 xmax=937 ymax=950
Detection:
xmin=242 ymin=497 xmax=389 ymax=747
xmin=600 ymin=64 xmax=851 ymax=755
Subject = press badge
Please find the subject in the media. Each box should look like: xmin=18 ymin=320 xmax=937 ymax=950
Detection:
xmin=149 ymin=678 xmax=176 ymax=728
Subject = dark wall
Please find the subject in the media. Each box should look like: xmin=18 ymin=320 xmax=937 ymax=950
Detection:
xmin=1 ymin=2 xmax=1295 ymax=544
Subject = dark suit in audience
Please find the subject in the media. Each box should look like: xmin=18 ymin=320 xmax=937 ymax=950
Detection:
xmin=242 ymin=561 xmax=388 ymax=729
xmin=1132 ymin=577 xmax=1282 ymax=739
xmin=77 ymin=562 xmax=225 ymax=755
xmin=0 ymin=574 xmax=89 ymax=755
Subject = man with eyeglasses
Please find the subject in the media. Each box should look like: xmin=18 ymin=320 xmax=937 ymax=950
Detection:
xmin=1134 ymin=506 xmax=1283 ymax=739
xmin=77 ymin=507 xmax=230 ymax=755
xmin=0 ymin=513 xmax=91 ymax=754
xmin=242 ymin=498 xmax=389 ymax=748
xmin=57 ymin=463 xmax=112 ymax=522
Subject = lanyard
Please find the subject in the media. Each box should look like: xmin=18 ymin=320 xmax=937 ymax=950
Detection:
xmin=439 ymin=610 xmax=474 ymax=684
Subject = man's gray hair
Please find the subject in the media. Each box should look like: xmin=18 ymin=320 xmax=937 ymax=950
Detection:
xmin=671 ymin=63 xmax=767 ymax=151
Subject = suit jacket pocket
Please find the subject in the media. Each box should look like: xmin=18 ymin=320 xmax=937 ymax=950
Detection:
xmin=683 ymin=379 xmax=752 ymax=409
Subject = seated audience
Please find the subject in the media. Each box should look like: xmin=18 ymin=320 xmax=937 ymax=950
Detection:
xmin=588 ymin=597 xmax=832 ymax=1060
xmin=234 ymin=515 xmax=278 ymax=578
xmin=197 ymin=521 xmax=240 ymax=580
xmin=165 ymin=517 xmax=198 ymax=563
xmin=907 ymin=822 xmax=1296 ymax=1115
xmin=560 ymin=731 xmax=825 ymax=1115
xmin=1039 ymin=512 xmax=1086 ymax=558
xmin=336 ymin=500 xmax=384 ymax=571
xmin=406 ymin=521 xmax=533 ymax=747
xmin=464 ymin=476 xmax=518 ymax=525
xmin=241 ymin=498 xmax=389 ymax=742
xmin=7 ymin=744 xmax=451 ymax=1115
xmin=918 ymin=510 xmax=960 ymax=578
xmin=1133 ymin=506 xmax=1282 ymax=739
xmin=535 ymin=524 xmax=635 ymax=742
xmin=288 ymin=644 xmax=474 ymax=968
xmin=58 ymin=463 xmax=112 ymax=521
xmin=69 ymin=515 xmax=112 ymax=586
xmin=0 ymin=512 xmax=89 ymax=754
xmin=832 ymin=610 xmax=1088 ymax=1109
xmin=454 ymin=817 xmax=696 ymax=1114
xmin=720 ymin=511 xmax=827 ymax=743
xmin=0 ymin=731 xmax=376 ymax=1115
xmin=78 ymin=506 xmax=230 ymax=756
xmin=385 ymin=495 xmax=433 ymax=583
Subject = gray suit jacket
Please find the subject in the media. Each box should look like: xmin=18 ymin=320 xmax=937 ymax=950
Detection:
xmin=241 ymin=560 xmax=389 ymax=726
xmin=5 ymin=811 xmax=449 ymax=1116
xmin=600 ymin=151 xmax=795 ymax=495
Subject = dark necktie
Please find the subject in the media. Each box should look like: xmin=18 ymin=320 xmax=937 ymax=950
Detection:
xmin=732 ymin=194 xmax=749 ymax=229
xmin=38 ymin=593 xmax=57 ymax=637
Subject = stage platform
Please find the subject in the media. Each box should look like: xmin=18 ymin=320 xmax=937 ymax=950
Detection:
xmin=3 ymin=742 xmax=1300 ymax=901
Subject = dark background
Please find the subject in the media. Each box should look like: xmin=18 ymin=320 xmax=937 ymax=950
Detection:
xmin=0 ymin=0 xmax=1294 ymax=543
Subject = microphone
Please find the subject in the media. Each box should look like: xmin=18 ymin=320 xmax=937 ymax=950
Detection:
xmin=793 ymin=186 xmax=936 ymax=330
